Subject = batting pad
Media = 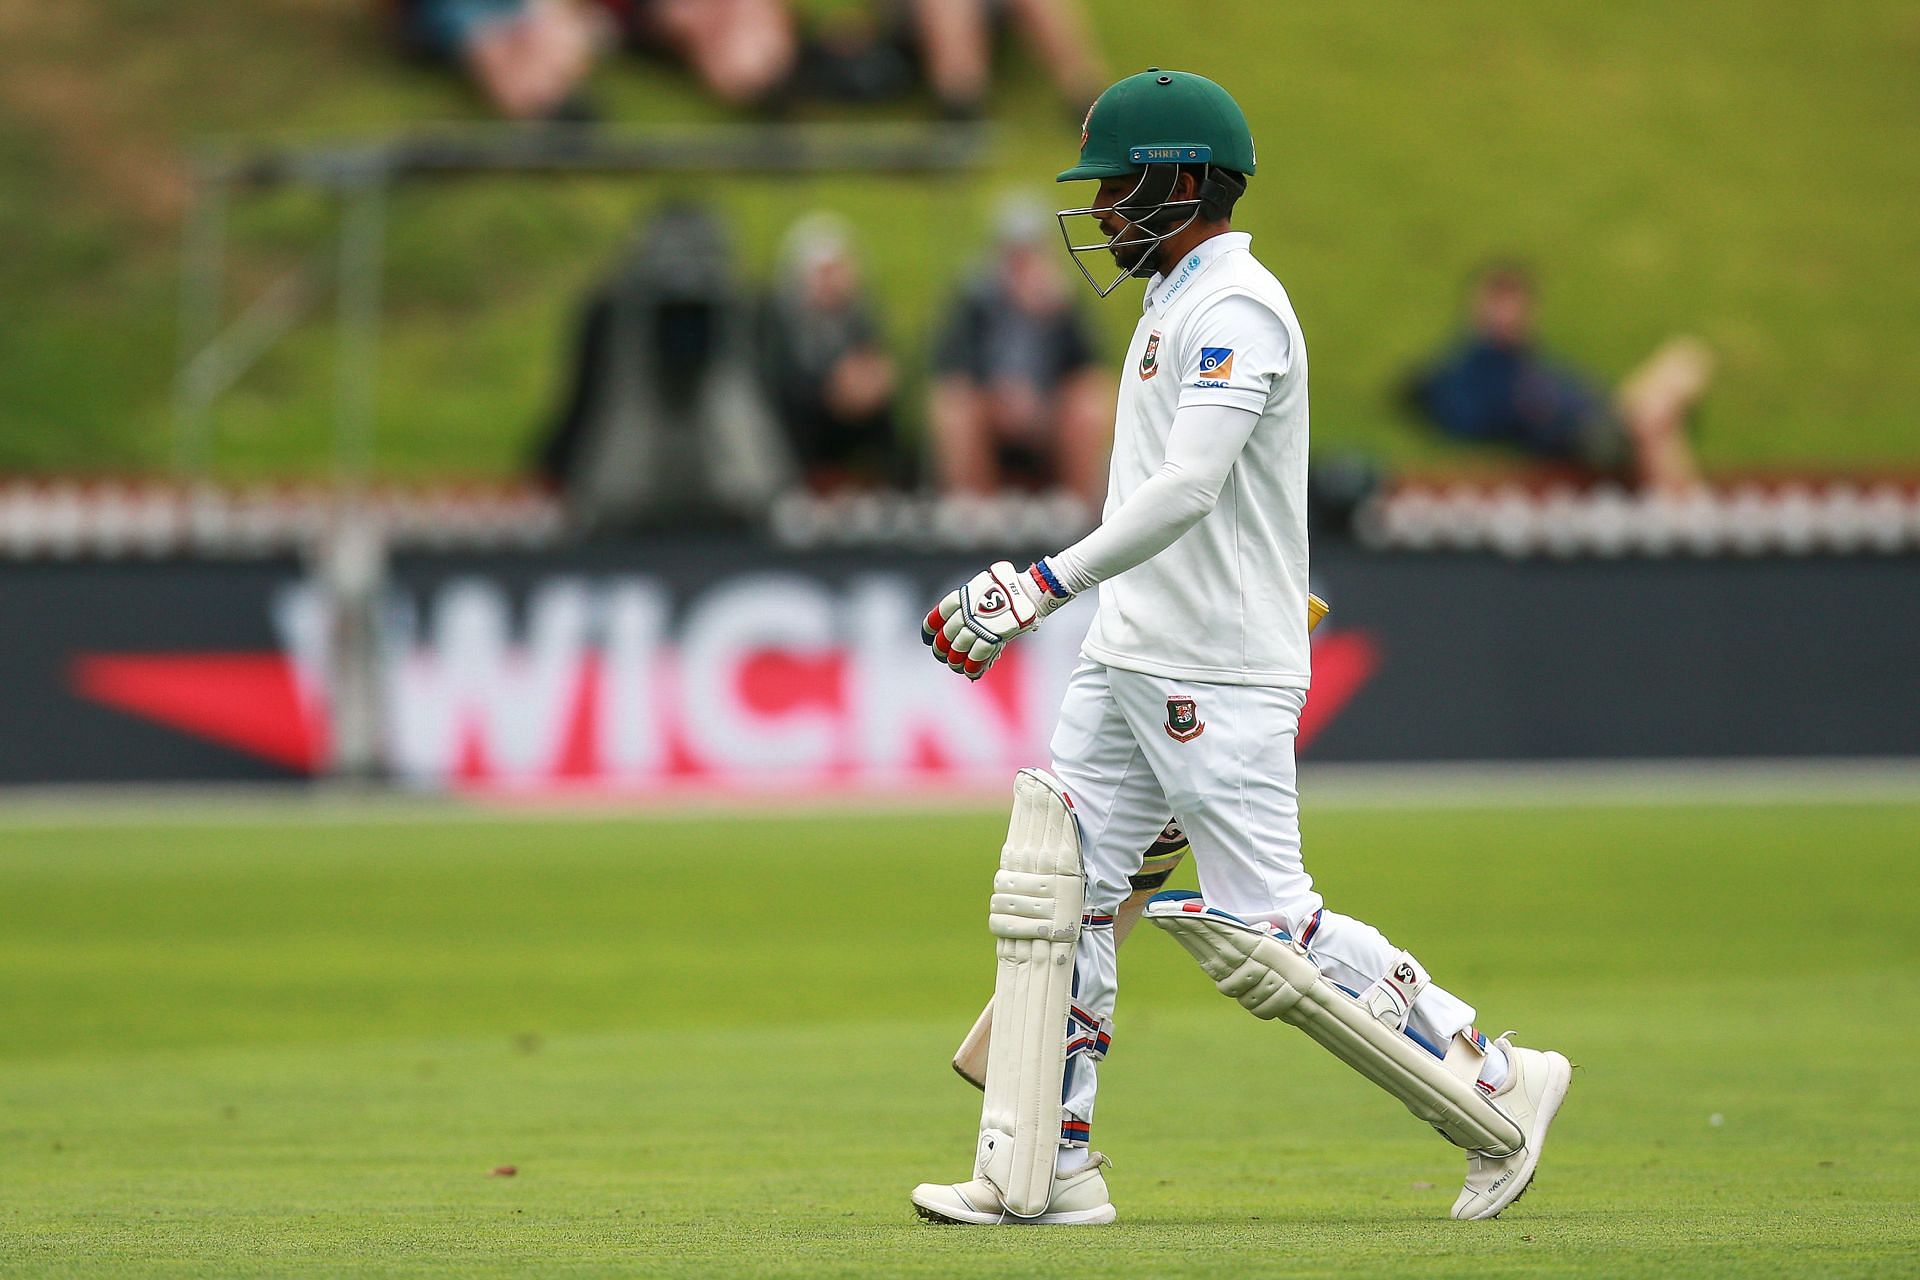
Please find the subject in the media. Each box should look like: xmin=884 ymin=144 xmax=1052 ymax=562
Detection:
xmin=976 ymin=769 xmax=1085 ymax=1218
xmin=952 ymin=824 xmax=1185 ymax=1092
xmin=1146 ymin=893 xmax=1524 ymax=1158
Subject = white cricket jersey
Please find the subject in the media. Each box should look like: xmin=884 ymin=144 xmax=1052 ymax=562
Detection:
xmin=1079 ymin=231 xmax=1311 ymax=687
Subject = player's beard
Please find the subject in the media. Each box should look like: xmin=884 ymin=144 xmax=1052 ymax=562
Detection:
xmin=1106 ymin=225 xmax=1157 ymax=276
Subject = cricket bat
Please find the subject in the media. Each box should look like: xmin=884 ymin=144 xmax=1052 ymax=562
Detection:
xmin=952 ymin=593 xmax=1331 ymax=1088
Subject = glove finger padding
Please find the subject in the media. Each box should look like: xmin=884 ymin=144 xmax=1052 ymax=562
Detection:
xmin=955 ymin=628 xmax=1004 ymax=680
xmin=939 ymin=611 xmax=998 ymax=678
xmin=924 ymin=591 xmax=963 ymax=662
xmin=938 ymin=609 xmax=972 ymax=669
xmin=966 ymin=644 xmax=1004 ymax=680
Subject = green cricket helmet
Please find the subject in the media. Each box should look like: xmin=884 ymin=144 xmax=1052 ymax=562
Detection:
xmin=1056 ymin=69 xmax=1256 ymax=297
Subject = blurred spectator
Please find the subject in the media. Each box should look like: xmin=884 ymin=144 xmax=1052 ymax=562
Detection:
xmin=537 ymin=204 xmax=792 ymax=530
xmin=929 ymin=197 xmax=1109 ymax=505
xmin=389 ymin=0 xmax=604 ymax=119
xmin=787 ymin=7 xmax=917 ymax=105
xmin=597 ymin=0 xmax=799 ymax=110
xmin=905 ymin=0 xmax=1108 ymax=119
xmin=1403 ymin=261 xmax=1714 ymax=493
xmin=758 ymin=215 xmax=912 ymax=493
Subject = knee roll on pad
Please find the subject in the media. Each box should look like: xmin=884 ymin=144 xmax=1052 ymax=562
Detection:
xmin=977 ymin=769 xmax=1085 ymax=1217
xmin=1145 ymin=893 xmax=1523 ymax=1158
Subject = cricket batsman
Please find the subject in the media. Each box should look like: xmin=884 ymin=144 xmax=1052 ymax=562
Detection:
xmin=911 ymin=69 xmax=1571 ymax=1225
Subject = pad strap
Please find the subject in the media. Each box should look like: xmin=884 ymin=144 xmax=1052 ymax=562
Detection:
xmin=1445 ymin=1026 xmax=1493 ymax=1091
xmin=1146 ymin=894 xmax=1524 ymax=1158
xmin=1357 ymin=949 xmax=1430 ymax=1034
xmin=1066 ymin=1003 xmax=1112 ymax=1063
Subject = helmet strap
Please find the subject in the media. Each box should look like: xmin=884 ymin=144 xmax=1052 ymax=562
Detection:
xmin=1197 ymin=167 xmax=1246 ymax=221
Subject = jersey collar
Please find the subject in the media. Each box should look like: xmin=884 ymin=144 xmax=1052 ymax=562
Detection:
xmin=1143 ymin=231 xmax=1251 ymax=314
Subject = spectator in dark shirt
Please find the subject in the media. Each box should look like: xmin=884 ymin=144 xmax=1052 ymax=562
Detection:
xmin=758 ymin=214 xmax=910 ymax=492
xmin=1404 ymin=261 xmax=1712 ymax=492
xmin=390 ymin=0 xmax=603 ymax=119
xmin=929 ymin=198 xmax=1110 ymax=505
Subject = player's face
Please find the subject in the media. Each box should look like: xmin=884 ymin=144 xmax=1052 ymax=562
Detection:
xmin=1092 ymin=174 xmax=1158 ymax=273
xmin=1056 ymin=167 xmax=1202 ymax=298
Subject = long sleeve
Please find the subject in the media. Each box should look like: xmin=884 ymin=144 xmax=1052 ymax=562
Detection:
xmin=1047 ymin=401 xmax=1262 ymax=594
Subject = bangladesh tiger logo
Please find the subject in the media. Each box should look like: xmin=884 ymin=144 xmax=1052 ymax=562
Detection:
xmin=1164 ymin=696 xmax=1204 ymax=742
xmin=1139 ymin=330 xmax=1162 ymax=380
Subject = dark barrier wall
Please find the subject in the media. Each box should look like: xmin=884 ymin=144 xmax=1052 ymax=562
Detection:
xmin=0 ymin=544 xmax=1914 ymax=786
xmin=1305 ymin=553 xmax=1920 ymax=762
xmin=0 ymin=560 xmax=301 ymax=784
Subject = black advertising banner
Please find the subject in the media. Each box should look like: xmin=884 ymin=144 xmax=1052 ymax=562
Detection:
xmin=0 ymin=544 xmax=1914 ymax=788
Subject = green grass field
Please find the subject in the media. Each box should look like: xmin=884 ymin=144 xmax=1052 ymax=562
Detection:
xmin=4 ymin=794 xmax=1917 ymax=1277
xmin=3 ymin=2 xmax=1916 ymax=478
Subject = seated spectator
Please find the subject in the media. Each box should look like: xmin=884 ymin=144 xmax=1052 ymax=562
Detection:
xmin=596 ymin=0 xmax=799 ymax=110
xmin=929 ymin=197 xmax=1110 ymax=505
xmin=390 ymin=0 xmax=603 ymax=120
xmin=905 ymin=0 xmax=1107 ymax=119
xmin=1403 ymin=261 xmax=1713 ymax=493
xmin=758 ymin=214 xmax=912 ymax=492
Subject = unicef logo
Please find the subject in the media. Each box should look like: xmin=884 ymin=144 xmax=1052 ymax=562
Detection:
xmin=1188 ymin=254 xmax=1200 ymax=268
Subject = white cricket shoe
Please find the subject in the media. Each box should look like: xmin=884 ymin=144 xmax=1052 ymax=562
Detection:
xmin=1451 ymin=1036 xmax=1572 ymax=1220
xmin=912 ymin=1155 xmax=1117 ymax=1225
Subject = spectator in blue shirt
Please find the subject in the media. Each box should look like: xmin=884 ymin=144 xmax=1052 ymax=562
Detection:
xmin=1404 ymin=262 xmax=1712 ymax=492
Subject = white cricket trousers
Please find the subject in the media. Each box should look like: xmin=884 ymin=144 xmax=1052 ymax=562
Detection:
xmin=1050 ymin=660 xmax=1478 ymax=1139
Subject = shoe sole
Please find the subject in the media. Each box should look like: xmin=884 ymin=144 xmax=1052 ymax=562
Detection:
xmin=1462 ymin=1051 xmax=1572 ymax=1221
xmin=912 ymin=1198 xmax=1117 ymax=1226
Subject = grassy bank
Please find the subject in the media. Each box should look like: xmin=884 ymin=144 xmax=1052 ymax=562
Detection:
xmin=2 ymin=1 xmax=1915 ymax=479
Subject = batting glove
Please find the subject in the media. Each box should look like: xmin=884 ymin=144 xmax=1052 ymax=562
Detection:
xmin=922 ymin=559 xmax=1073 ymax=680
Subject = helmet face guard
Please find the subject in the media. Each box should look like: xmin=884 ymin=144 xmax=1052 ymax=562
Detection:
xmin=1056 ymin=163 xmax=1207 ymax=298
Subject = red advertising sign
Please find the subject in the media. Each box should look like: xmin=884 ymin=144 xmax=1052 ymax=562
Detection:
xmin=71 ymin=570 xmax=1377 ymax=795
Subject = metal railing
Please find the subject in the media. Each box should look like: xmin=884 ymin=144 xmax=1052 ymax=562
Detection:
xmin=171 ymin=121 xmax=988 ymax=487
